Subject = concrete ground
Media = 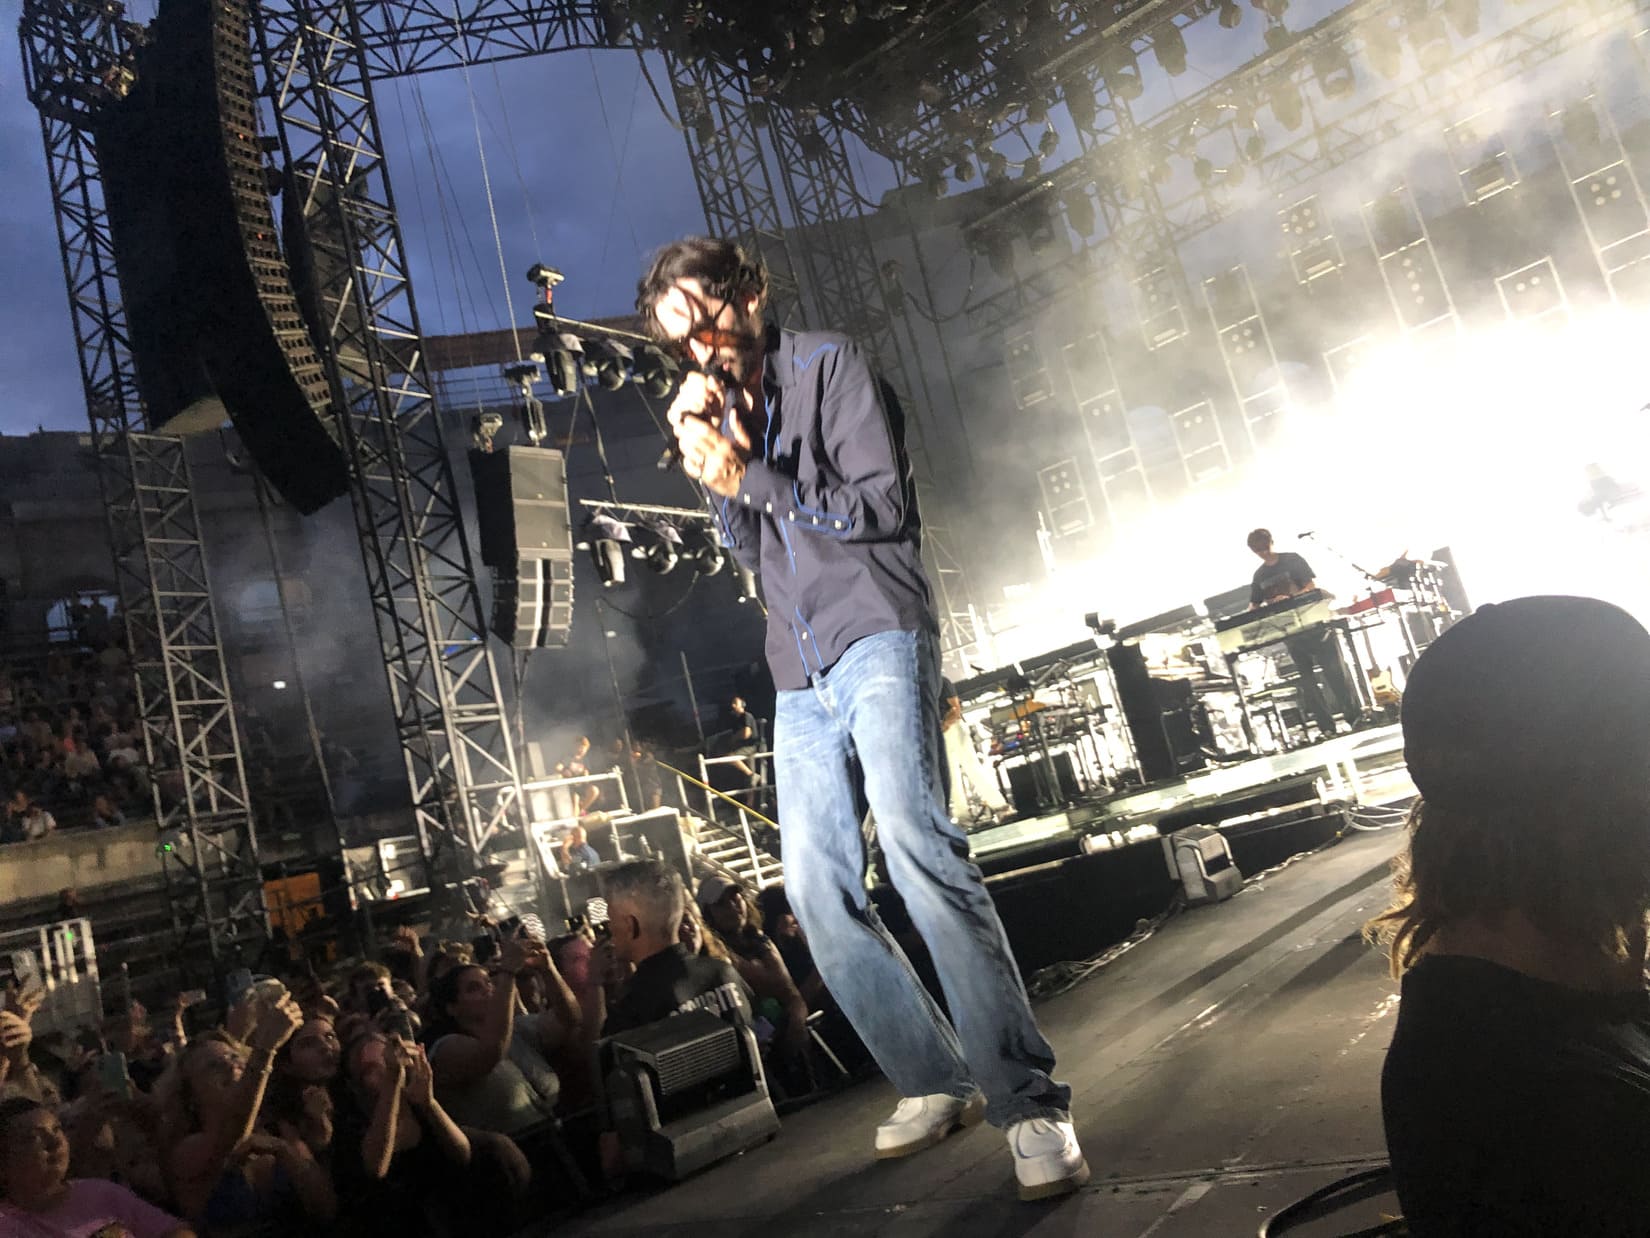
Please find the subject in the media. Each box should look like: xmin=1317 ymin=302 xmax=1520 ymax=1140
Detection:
xmin=562 ymin=827 xmax=1409 ymax=1237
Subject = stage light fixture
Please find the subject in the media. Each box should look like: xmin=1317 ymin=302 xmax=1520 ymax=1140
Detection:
xmin=1242 ymin=132 xmax=1265 ymax=162
xmin=984 ymin=151 xmax=1010 ymax=184
xmin=1311 ymin=44 xmax=1356 ymax=98
xmin=954 ymin=158 xmax=977 ymax=183
xmin=1263 ymin=20 xmax=1294 ymax=51
xmin=1037 ymin=127 xmax=1060 ymax=159
xmin=1269 ymin=81 xmax=1304 ymax=131
xmin=576 ymin=515 xmax=631 ymax=589
xmin=1218 ymin=0 xmax=1242 ymax=26
xmin=1251 ymin=0 xmax=1287 ymax=17
xmin=1361 ymin=19 xmax=1404 ymax=78
xmin=1061 ymin=184 xmax=1098 ymax=238
xmin=632 ymin=344 xmax=676 ymax=399
xmin=586 ymin=340 xmax=632 ymax=391
xmin=1407 ymin=13 xmax=1451 ymax=73
xmin=1152 ymin=24 xmax=1189 ymax=76
xmin=732 ymin=558 xmax=759 ymax=604
xmin=1099 ymin=48 xmax=1144 ymax=102
xmin=1061 ymin=72 xmax=1098 ymax=131
xmin=632 ymin=521 xmax=682 ymax=575
xmin=682 ymin=527 xmax=726 ymax=576
xmin=545 ymin=333 xmax=583 ymax=395
xmin=1193 ymin=156 xmax=1215 ymax=185
xmin=1021 ymin=154 xmax=1042 ymax=179
xmin=1443 ymin=0 xmax=1480 ymax=38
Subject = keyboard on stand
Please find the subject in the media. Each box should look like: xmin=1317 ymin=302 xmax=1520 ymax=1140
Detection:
xmin=1213 ymin=589 xmax=1336 ymax=656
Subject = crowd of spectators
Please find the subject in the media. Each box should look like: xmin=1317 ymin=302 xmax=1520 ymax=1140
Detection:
xmin=0 ymin=860 xmax=854 ymax=1236
xmin=1 ymin=597 xmax=150 ymax=844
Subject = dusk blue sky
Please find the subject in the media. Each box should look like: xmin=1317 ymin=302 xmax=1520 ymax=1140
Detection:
xmin=0 ymin=1 xmax=705 ymax=436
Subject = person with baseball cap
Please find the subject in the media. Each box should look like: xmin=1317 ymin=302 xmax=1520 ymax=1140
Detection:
xmin=1370 ymin=595 xmax=1650 ymax=1235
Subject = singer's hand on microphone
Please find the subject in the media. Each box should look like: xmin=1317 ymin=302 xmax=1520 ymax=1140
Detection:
xmin=676 ymin=415 xmax=750 ymax=498
xmin=666 ymin=371 xmax=722 ymax=433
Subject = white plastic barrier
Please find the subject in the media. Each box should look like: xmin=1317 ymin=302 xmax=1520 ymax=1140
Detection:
xmin=0 ymin=918 xmax=101 ymax=1033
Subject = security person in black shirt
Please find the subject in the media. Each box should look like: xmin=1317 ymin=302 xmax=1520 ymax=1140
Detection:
xmin=1247 ymin=527 xmax=1355 ymax=738
xmin=601 ymin=859 xmax=751 ymax=1036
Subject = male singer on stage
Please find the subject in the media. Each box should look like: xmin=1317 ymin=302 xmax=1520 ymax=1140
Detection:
xmin=1247 ymin=528 xmax=1357 ymax=738
xmin=638 ymin=237 xmax=1086 ymax=1200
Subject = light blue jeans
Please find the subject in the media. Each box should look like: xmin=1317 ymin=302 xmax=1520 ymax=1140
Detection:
xmin=775 ymin=628 xmax=1071 ymax=1127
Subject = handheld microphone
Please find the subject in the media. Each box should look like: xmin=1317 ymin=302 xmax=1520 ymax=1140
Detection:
xmin=1297 ymin=530 xmax=1316 ymax=539
xmin=657 ymin=361 xmax=738 ymax=473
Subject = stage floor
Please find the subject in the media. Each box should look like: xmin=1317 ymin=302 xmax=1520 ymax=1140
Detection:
xmin=557 ymin=823 xmax=1408 ymax=1236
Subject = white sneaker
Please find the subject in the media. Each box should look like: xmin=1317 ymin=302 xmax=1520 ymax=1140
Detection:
xmin=1007 ymin=1116 xmax=1090 ymax=1201
xmin=873 ymin=1092 xmax=985 ymax=1160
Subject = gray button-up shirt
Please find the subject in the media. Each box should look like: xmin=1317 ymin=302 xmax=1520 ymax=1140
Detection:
xmin=714 ymin=327 xmax=936 ymax=690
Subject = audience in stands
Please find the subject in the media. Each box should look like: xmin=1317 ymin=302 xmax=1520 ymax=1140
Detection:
xmin=91 ymin=792 xmax=125 ymax=831
xmin=1372 ymin=596 xmax=1650 ymax=1236
xmin=1 ymin=607 xmax=148 ymax=841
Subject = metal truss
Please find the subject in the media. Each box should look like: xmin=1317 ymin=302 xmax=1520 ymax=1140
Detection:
xmin=253 ymin=0 xmax=530 ymax=888
xmin=967 ymin=0 xmax=1647 ymax=331
xmin=20 ymin=0 xmax=266 ymax=981
xmin=765 ymin=109 xmax=987 ymax=671
xmin=819 ymin=0 xmax=1223 ymax=175
xmin=355 ymin=0 xmax=622 ymax=78
xmin=658 ymin=49 xmax=803 ymax=324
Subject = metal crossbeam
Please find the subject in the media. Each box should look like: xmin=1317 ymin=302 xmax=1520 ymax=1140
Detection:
xmin=20 ymin=0 xmax=266 ymax=981
xmin=355 ymin=0 xmax=624 ymax=77
xmin=659 ymin=49 xmax=803 ymax=323
xmin=253 ymin=0 xmax=530 ymax=887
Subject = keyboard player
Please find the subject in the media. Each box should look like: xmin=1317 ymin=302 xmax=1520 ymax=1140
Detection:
xmin=1246 ymin=528 xmax=1358 ymax=739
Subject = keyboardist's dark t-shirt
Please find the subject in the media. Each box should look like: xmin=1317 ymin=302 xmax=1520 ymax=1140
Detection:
xmin=1250 ymin=552 xmax=1314 ymax=606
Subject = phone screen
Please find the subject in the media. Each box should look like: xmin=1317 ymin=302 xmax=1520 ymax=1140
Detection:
xmin=95 ymin=1051 xmax=131 ymax=1101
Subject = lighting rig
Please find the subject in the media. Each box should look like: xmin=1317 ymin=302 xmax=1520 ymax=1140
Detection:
xmin=574 ymin=499 xmax=755 ymax=604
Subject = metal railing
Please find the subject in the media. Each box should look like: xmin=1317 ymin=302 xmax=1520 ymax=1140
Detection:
xmin=675 ymin=760 xmax=781 ymax=889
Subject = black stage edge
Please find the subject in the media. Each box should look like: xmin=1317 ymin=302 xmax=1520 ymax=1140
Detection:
xmin=553 ymin=826 xmax=1409 ymax=1236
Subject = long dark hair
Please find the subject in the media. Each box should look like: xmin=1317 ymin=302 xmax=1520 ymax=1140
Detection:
xmin=635 ymin=236 xmax=769 ymax=335
xmin=421 ymin=963 xmax=485 ymax=1046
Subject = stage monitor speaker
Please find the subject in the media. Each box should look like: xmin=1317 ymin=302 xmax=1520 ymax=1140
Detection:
xmin=1006 ymin=752 xmax=1080 ymax=814
xmin=601 ymin=1010 xmax=779 ymax=1181
xmin=469 ymin=446 xmax=574 ymax=648
xmin=121 ymin=0 xmax=350 ymax=514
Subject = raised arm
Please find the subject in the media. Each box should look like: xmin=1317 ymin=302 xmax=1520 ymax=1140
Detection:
xmin=399 ymin=1042 xmax=470 ymax=1168
xmin=429 ymin=939 xmax=539 ymax=1087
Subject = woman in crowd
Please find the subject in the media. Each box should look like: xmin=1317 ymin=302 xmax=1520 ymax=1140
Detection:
xmin=424 ymin=933 xmax=578 ymax=1139
xmin=333 ymin=1030 xmax=522 ymax=1235
xmin=698 ymin=878 xmax=810 ymax=1067
xmin=260 ymin=1017 xmax=340 ymax=1160
xmin=163 ymin=997 xmax=335 ymax=1233
xmin=0 ymin=1096 xmax=193 ymax=1237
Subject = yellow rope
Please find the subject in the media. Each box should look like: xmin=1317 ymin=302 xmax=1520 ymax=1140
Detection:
xmin=656 ymin=760 xmax=781 ymax=831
